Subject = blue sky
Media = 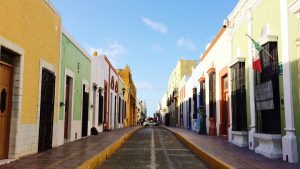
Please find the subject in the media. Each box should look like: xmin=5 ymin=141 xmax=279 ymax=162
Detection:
xmin=50 ymin=0 xmax=238 ymax=117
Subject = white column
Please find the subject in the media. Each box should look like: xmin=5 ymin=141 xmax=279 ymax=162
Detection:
xmin=281 ymin=0 xmax=298 ymax=163
xmin=228 ymin=34 xmax=233 ymax=143
xmin=247 ymin=8 xmax=257 ymax=151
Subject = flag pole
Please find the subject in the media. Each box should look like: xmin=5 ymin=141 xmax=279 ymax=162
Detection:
xmin=245 ymin=34 xmax=273 ymax=60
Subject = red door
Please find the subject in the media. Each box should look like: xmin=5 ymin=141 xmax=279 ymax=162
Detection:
xmin=220 ymin=75 xmax=229 ymax=136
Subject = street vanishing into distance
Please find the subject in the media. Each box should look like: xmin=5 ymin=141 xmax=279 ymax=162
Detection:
xmin=3 ymin=0 xmax=300 ymax=169
xmin=99 ymin=127 xmax=208 ymax=169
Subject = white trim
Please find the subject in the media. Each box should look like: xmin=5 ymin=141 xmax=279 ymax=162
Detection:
xmin=228 ymin=57 xmax=246 ymax=68
xmin=259 ymin=35 xmax=278 ymax=45
xmin=43 ymin=0 xmax=61 ymax=16
xmin=0 ymin=37 xmax=24 ymax=55
xmin=37 ymin=59 xmax=57 ymax=150
xmin=247 ymin=12 xmax=257 ymax=151
xmin=63 ymin=68 xmax=75 ymax=142
xmin=289 ymin=0 xmax=300 ymax=14
xmin=55 ymin=29 xmax=63 ymax=147
xmin=62 ymin=30 xmax=91 ymax=61
xmin=0 ymin=36 xmax=24 ymax=159
xmin=280 ymin=0 xmax=298 ymax=163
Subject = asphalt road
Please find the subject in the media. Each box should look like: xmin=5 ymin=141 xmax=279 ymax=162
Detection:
xmin=98 ymin=127 xmax=209 ymax=169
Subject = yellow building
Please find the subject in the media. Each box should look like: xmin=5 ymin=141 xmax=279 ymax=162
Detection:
xmin=117 ymin=66 xmax=137 ymax=127
xmin=167 ymin=60 xmax=198 ymax=96
xmin=0 ymin=0 xmax=61 ymax=159
xmin=166 ymin=59 xmax=198 ymax=127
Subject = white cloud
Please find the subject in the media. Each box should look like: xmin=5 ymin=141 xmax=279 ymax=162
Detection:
xmin=142 ymin=17 xmax=168 ymax=34
xmin=177 ymin=37 xmax=197 ymax=51
xmin=136 ymin=81 xmax=155 ymax=91
xmin=152 ymin=44 xmax=166 ymax=53
xmin=89 ymin=41 xmax=126 ymax=65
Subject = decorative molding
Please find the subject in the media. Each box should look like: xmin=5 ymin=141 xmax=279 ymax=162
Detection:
xmin=207 ymin=67 xmax=215 ymax=74
xmin=259 ymin=35 xmax=278 ymax=45
xmin=228 ymin=57 xmax=246 ymax=68
xmin=198 ymin=76 xmax=205 ymax=82
xmin=289 ymin=0 xmax=300 ymax=14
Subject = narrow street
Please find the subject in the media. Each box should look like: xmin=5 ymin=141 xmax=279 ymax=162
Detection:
xmin=99 ymin=127 xmax=208 ymax=169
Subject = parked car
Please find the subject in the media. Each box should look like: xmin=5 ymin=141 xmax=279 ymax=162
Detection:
xmin=143 ymin=119 xmax=159 ymax=126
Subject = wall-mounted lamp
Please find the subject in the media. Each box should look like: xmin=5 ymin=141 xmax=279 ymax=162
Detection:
xmin=93 ymin=85 xmax=98 ymax=91
xmin=122 ymin=87 xmax=126 ymax=96
xmin=77 ymin=62 xmax=81 ymax=74
xmin=98 ymin=87 xmax=104 ymax=95
xmin=60 ymin=102 xmax=65 ymax=107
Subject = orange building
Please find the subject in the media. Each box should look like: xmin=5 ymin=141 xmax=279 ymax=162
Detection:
xmin=117 ymin=66 xmax=137 ymax=127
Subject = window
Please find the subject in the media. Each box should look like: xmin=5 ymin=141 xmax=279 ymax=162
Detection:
xmin=209 ymin=72 xmax=216 ymax=118
xmin=255 ymin=42 xmax=280 ymax=134
xmin=188 ymin=97 xmax=192 ymax=127
xmin=231 ymin=62 xmax=247 ymax=131
xmin=114 ymin=96 xmax=117 ymax=125
xmin=193 ymin=88 xmax=197 ymax=119
xmin=200 ymin=81 xmax=205 ymax=108
xmin=118 ymin=97 xmax=121 ymax=123
xmin=98 ymin=89 xmax=103 ymax=124
xmin=124 ymin=101 xmax=126 ymax=119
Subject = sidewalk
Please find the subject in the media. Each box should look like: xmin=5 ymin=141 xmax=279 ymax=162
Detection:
xmin=165 ymin=127 xmax=300 ymax=169
xmin=0 ymin=126 xmax=141 ymax=169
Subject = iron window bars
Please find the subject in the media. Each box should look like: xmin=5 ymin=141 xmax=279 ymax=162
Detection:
xmin=255 ymin=42 xmax=281 ymax=134
xmin=209 ymin=72 xmax=216 ymax=118
xmin=231 ymin=62 xmax=247 ymax=131
xmin=193 ymin=87 xmax=197 ymax=119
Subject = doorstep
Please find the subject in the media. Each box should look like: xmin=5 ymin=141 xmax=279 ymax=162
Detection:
xmin=0 ymin=159 xmax=16 ymax=165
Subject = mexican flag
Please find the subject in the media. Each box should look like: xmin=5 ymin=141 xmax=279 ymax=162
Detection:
xmin=246 ymin=34 xmax=263 ymax=73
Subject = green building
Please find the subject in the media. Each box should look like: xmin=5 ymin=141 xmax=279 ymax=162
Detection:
xmin=58 ymin=31 xmax=91 ymax=144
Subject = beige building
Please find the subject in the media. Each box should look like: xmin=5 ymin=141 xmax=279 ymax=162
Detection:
xmin=166 ymin=60 xmax=198 ymax=127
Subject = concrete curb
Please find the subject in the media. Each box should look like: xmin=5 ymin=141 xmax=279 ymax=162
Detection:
xmin=163 ymin=126 xmax=235 ymax=169
xmin=77 ymin=127 xmax=143 ymax=169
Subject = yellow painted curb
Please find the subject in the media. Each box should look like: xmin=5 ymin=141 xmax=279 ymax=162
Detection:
xmin=77 ymin=127 xmax=143 ymax=169
xmin=163 ymin=127 xmax=235 ymax=169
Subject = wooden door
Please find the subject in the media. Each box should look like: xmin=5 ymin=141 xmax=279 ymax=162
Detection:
xmin=38 ymin=68 xmax=55 ymax=152
xmin=64 ymin=76 xmax=72 ymax=141
xmin=81 ymin=84 xmax=89 ymax=137
xmin=220 ymin=75 xmax=229 ymax=136
xmin=0 ymin=63 xmax=13 ymax=159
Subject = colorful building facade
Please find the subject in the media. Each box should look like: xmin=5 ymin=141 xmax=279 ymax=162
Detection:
xmin=161 ymin=0 xmax=300 ymax=163
xmin=117 ymin=66 xmax=137 ymax=127
xmin=0 ymin=0 xmax=61 ymax=159
xmin=58 ymin=32 xmax=91 ymax=144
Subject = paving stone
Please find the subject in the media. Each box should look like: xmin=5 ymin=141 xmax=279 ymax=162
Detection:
xmin=166 ymin=127 xmax=300 ymax=169
xmin=0 ymin=127 xmax=140 ymax=169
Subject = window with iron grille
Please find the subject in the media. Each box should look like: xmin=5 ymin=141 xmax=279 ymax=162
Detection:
xmin=200 ymin=81 xmax=205 ymax=108
xmin=188 ymin=97 xmax=192 ymax=128
xmin=255 ymin=42 xmax=281 ymax=134
xmin=193 ymin=88 xmax=197 ymax=119
xmin=98 ymin=90 xmax=103 ymax=124
xmin=231 ymin=62 xmax=247 ymax=131
xmin=118 ymin=97 xmax=121 ymax=123
xmin=209 ymin=72 xmax=216 ymax=118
